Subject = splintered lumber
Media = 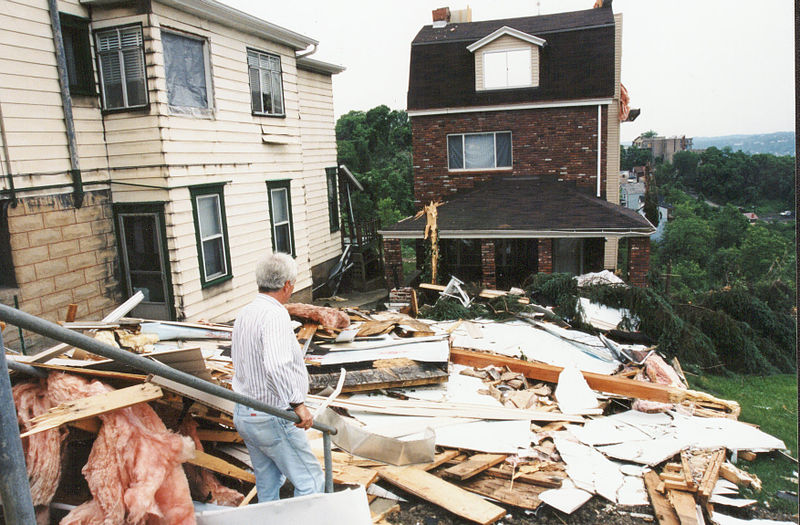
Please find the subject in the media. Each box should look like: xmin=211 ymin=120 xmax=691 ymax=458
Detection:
xmin=459 ymin=476 xmax=544 ymax=510
xmin=483 ymin=467 xmax=564 ymax=488
xmin=419 ymin=283 xmax=530 ymax=304
xmin=450 ymin=348 xmax=739 ymax=411
xmin=443 ymin=454 xmax=507 ymax=480
xmin=27 ymin=291 xmax=144 ymax=363
xmin=239 ymin=485 xmax=258 ymax=507
xmin=698 ymin=449 xmax=726 ymax=502
xmin=644 ymin=470 xmax=680 ymax=525
xmin=719 ymin=462 xmax=762 ymax=491
xmin=297 ymin=322 xmax=319 ymax=342
xmin=187 ymin=450 xmax=256 ymax=483
xmin=19 ymin=362 xmax=147 ymax=382
xmin=376 ymin=466 xmax=506 ymax=525
xmin=20 ymin=383 xmax=163 ymax=438
xmin=667 ymin=489 xmax=700 ymax=525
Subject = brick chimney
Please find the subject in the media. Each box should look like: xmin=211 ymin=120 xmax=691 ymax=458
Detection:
xmin=432 ymin=7 xmax=451 ymax=27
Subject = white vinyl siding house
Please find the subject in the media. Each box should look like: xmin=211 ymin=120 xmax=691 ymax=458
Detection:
xmin=0 ymin=0 xmax=344 ymax=340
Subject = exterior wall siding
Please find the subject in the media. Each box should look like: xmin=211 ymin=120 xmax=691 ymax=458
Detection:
xmin=411 ymin=105 xmax=608 ymax=206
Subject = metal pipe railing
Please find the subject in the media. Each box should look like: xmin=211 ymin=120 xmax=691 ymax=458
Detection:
xmin=0 ymin=304 xmax=338 ymax=513
xmin=0 ymin=330 xmax=37 ymax=524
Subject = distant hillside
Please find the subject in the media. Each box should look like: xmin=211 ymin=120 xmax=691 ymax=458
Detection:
xmin=692 ymin=132 xmax=795 ymax=156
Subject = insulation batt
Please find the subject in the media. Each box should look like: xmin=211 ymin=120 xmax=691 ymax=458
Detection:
xmin=46 ymin=373 xmax=196 ymax=525
xmin=632 ymin=354 xmax=684 ymax=413
xmin=180 ymin=417 xmax=244 ymax=506
xmin=286 ymin=303 xmax=350 ymax=329
xmin=13 ymin=380 xmax=64 ymax=524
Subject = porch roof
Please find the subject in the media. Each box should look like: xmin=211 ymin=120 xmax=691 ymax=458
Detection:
xmin=378 ymin=178 xmax=656 ymax=239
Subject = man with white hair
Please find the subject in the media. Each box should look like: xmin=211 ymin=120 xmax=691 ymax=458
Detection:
xmin=231 ymin=252 xmax=323 ymax=502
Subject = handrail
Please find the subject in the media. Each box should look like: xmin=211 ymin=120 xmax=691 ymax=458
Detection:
xmin=0 ymin=304 xmax=336 ymax=523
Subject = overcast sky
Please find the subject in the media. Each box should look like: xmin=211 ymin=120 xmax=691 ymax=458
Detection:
xmin=220 ymin=0 xmax=795 ymax=143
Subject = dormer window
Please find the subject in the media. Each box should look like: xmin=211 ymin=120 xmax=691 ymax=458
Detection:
xmin=484 ymin=48 xmax=531 ymax=89
xmin=467 ymin=26 xmax=545 ymax=92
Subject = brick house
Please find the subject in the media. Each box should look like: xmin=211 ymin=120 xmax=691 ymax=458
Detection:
xmin=0 ymin=0 xmax=343 ymax=351
xmin=379 ymin=5 xmax=654 ymax=290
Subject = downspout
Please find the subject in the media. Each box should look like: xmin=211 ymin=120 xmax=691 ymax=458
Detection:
xmin=296 ymin=43 xmax=318 ymax=59
xmin=47 ymin=0 xmax=84 ymax=208
xmin=596 ymin=104 xmax=602 ymax=198
xmin=0 ymin=92 xmax=16 ymax=206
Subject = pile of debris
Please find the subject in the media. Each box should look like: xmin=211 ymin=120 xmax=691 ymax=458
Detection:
xmin=5 ymin=283 xmax=796 ymax=525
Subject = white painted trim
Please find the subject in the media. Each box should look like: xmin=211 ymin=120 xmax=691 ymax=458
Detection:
xmin=84 ymin=0 xmax=317 ymax=50
xmin=407 ymin=98 xmax=614 ymax=117
xmin=297 ymin=56 xmax=345 ymax=75
xmin=378 ymin=228 xmax=655 ymax=239
xmin=467 ymin=26 xmax=546 ymax=52
xmin=596 ymin=104 xmax=602 ymax=198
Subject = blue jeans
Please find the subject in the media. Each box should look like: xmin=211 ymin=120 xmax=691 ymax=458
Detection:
xmin=233 ymin=403 xmax=324 ymax=502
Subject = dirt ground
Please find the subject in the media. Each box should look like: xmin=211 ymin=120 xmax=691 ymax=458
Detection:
xmin=384 ymin=494 xmax=799 ymax=525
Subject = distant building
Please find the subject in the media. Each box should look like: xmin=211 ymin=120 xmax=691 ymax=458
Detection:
xmin=742 ymin=212 xmax=759 ymax=224
xmin=633 ymin=135 xmax=693 ymax=163
xmin=620 ymin=181 xmax=645 ymax=212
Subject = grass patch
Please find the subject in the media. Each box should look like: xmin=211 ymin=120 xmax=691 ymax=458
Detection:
xmin=688 ymin=373 xmax=798 ymax=513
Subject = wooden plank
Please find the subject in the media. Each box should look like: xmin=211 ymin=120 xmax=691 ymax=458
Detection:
xmin=19 ymin=362 xmax=147 ymax=382
xmin=331 ymin=464 xmax=379 ymax=487
xmin=443 ymin=453 xmax=507 ymax=481
xmin=450 ymin=348 xmax=737 ymax=411
xmin=309 ymin=362 xmax=449 ymax=394
xmin=195 ymin=429 xmax=244 ymax=444
xmin=65 ymin=303 xmax=78 ymax=323
xmin=376 ymin=466 xmax=506 ymax=525
xmin=187 ymin=450 xmax=256 ymax=483
xmin=668 ymin=489 xmax=699 ymax=525
xmin=239 ymin=485 xmax=257 ymax=507
xmin=413 ymin=450 xmax=461 ymax=471
xmin=458 ymin=476 xmax=543 ymax=511
xmin=483 ymin=467 xmax=564 ymax=488
xmin=719 ymin=462 xmax=761 ymax=491
xmin=698 ymin=449 xmax=725 ymax=501
xmin=644 ymin=470 xmax=680 ymax=525
xmin=20 ymin=383 xmax=162 ymax=437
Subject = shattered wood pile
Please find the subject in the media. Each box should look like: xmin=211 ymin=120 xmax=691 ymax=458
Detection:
xmin=5 ymin=289 xmax=794 ymax=525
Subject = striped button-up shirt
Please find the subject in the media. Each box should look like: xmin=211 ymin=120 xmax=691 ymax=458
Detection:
xmin=231 ymin=294 xmax=307 ymax=409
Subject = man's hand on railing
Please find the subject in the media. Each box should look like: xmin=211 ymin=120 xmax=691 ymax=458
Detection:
xmin=293 ymin=403 xmax=313 ymax=430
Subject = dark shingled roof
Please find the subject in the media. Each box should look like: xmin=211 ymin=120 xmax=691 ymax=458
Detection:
xmin=379 ymin=178 xmax=654 ymax=238
xmin=407 ymin=8 xmax=616 ymax=110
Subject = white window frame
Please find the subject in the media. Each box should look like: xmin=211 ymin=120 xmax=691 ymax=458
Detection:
xmin=247 ymin=48 xmax=285 ymax=117
xmin=447 ymin=131 xmax=513 ymax=171
xmin=95 ymin=24 xmax=148 ymax=110
xmin=196 ymin=194 xmax=227 ymax=281
xmin=483 ymin=48 xmax=532 ymax=90
xmin=161 ymin=29 xmax=214 ymax=115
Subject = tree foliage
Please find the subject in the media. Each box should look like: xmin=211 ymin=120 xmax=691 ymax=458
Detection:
xmin=620 ymin=145 xmax=652 ymax=171
xmin=336 ymin=106 xmax=413 ymax=226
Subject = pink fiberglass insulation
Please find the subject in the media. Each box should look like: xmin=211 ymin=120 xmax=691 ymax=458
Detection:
xmin=46 ymin=373 xmax=196 ymax=525
xmin=285 ymin=303 xmax=350 ymax=329
xmin=179 ymin=417 xmax=244 ymax=506
xmin=12 ymin=379 xmax=64 ymax=524
xmin=632 ymin=354 xmax=685 ymax=413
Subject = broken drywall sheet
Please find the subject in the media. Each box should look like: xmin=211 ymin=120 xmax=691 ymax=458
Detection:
xmin=539 ymin=479 xmax=593 ymax=514
xmin=554 ymin=365 xmax=602 ymax=415
xmin=449 ymin=320 xmax=620 ymax=375
xmin=709 ymin=495 xmax=758 ymax=508
xmin=669 ymin=413 xmax=787 ymax=452
xmin=579 ymin=297 xmax=639 ymax=332
xmin=315 ymin=408 xmax=435 ymax=466
xmin=195 ymin=486 xmax=372 ymax=525
xmin=710 ymin=512 xmax=797 ymax=525
xmin=553 ymin=436 xmax=623 ymax=504
xmin=430 ymin=419 xmax=532 ymax=454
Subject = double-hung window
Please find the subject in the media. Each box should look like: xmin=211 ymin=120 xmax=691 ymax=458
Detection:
xmin=326 ymin=167 xmax=339 ymax=233
xmin=447 ymin=132 xmax=512 ymax=170
xmin=60 ymin=13 xmax=94 ymax=96
xmin=96 ymin=25 xmax=147 ymax=110
xmin=162 ymin=30 xmax=212 ymax=112
xmin=247 ymin=49 xmax=284 ymax=116
xmin=190 ymin=185 xmax=232 ymax=286
xmin=267 ymin=180 xmax=295 ymax=255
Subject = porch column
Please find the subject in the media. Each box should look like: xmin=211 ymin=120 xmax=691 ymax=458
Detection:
xmin=382 ymin=237 xmax=403 ymax=289
xmin=480 ymin=239 xmax=496 ymax=290
xmin=628 ymin=236 xmax=651 ymax=287
xmin=537 ymin=239 xmax=553 ymax=274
